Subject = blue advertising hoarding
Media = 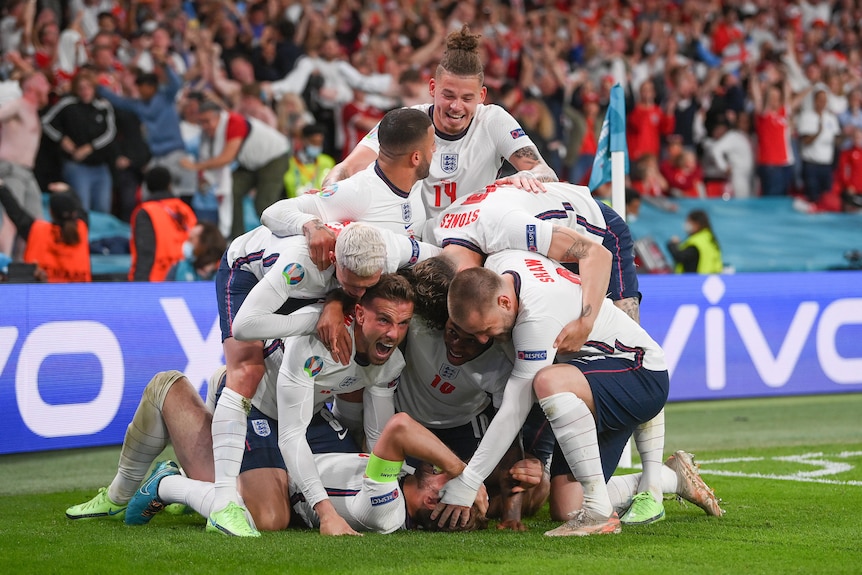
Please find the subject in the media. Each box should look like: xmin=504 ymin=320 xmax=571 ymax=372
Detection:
xmin=1 ymin=272 xmax=860 ymax=455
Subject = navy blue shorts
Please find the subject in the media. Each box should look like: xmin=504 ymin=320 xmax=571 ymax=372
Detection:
xmin=425 ymin=402 xmax=497 ymax=463
xmin=216 ymin=253 xmax=322 ymax=342
xmin=216 ymin=252 xmax=259 ymax=342
xmin=212 ymin=373 xmax=360 ymax=473
xmin=241 ymin=407 xmax=361 ymax=473
xmin=549 ymin=356 xmax=668 ymax=481
xmin=562 ymin=202 xmax=640 ymax=302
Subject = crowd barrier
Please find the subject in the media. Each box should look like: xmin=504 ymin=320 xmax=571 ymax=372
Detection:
xmin=1 ymin=271 xmax=860 ymax=455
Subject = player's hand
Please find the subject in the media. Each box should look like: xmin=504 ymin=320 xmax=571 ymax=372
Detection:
xmin=316 ymin=304 xmax=351 ymax=366
xmin=179 ymin=157 xmax=197 ymax=171
xmin=319 ymin=514 xmax=362 ymax=536
xmin=496 ymin=518 xmax=527 ymax=532
xmin=303 ymin=221 xmax=337 ymax=271
xmin=494 ymin=171 xmax=547 ymax=194
xmin=474 ymin=483 xmax=489 ymax=516
xmin=431 ymin=503 xmax=471 ymax=529
xmin=508 ymin=458 xmax=544 ymax=492
xmin=553 ymin=316 xmax=593 ymax=354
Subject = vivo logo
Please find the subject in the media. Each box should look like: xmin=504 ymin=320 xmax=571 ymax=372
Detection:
xmin=659 ymin=276 xmax=862 ymax=390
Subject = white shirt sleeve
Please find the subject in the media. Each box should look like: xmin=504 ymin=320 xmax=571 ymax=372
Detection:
xmin=231 ymin=265 xmax=327 ymax=341
xmin=440 ymin=374 xmax=535 ymax=505
xmin=261 ymin=180 xmax=372 ymax=236
xmin=277 ymin=350 xmax=328 ymax=507
xmin=362 ymin=384 xmax=396 ymax=452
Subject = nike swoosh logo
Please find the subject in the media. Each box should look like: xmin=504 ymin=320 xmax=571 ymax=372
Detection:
xmin=337 ymin=428 xmax=348 ymax=441
xmin=108 ymin=508 xmax=125 ymax=516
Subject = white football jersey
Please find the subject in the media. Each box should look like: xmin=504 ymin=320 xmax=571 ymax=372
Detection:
xmin=359 ymin=104 xmax=536 ymax=220
xmin=395 ymin=317 xmax=513 ymax=428
xmin=431 ymin=182 xmax=607 ymax=252
xmin=483 ymin=250 xmax=667 ymax=380
xmin=225 ymin=226 xmax=336 ymax=287
xmin=290 ymin=452 xmax=408 ymax=534
xmin=265 ymin=320 xmax=404 ymax=507
xmin=452 ymin=250 xmax=667 ymax=492
xmin=261 ymin=162 xmax=427 ymax=238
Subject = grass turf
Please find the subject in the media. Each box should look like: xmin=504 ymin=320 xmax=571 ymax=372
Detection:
xmin=1 ymin=393 xmax=861 ymax=575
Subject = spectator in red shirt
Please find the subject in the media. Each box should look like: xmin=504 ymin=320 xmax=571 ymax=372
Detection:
xmin=749 ymin=73 xmax=795 ymax=196
xmin=627 ymin=79 xmax=675 ymax=162
xmin=834 ymin=126 xmax=862 ymax=211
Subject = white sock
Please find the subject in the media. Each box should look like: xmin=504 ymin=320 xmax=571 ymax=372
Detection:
xmin=540 ymin=392 xmax=613 ymax=517
xmin=158 ymin=476 xmax=257 ymax=529
xmin=107 ymin=371 xmax=183 ymax=504
xmin=158 ymin=475 xmax=216 ymax=516
xmin=607 ymin=473 xmax=641 ymax=513
xmin=633 ymin=409 xmax=666 ymax=503
xmin=608 ymin=466 xmax=680 ymax=512
xmin=211 ymin=387 xmax=250 ymax=510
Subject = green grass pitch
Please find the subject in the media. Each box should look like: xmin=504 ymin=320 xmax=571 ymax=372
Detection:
xmin=1 ymin=393 xmax=861 ymax=575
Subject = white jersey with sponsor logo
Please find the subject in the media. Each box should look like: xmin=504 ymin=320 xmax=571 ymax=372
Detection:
xmin=261 ymin=161 xmax=426 ymax=238
xmin=395 ymin=317 xmax=513 ymax=428
xmin=451 ymin=250 xmax=667 ymax=493
xmin=290 ymin=452 xmax=408 ymax=534
xmin=484 ymin=250 xmax=666 ymax=378
xmin=260 ymin=316 xmax=404 ymax=508
xmin=359 ymin=104 xmax=536 ymax=221
xmin=431 ymin=182 xmax=607 ymax=253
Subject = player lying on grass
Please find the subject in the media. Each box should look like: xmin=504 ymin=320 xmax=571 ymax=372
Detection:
xmin=66 ymin=368 xmax=490 ymax=534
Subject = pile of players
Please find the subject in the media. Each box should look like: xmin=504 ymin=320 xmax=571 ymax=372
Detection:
xmin=66 ymin=28 xmax=723 ymax=538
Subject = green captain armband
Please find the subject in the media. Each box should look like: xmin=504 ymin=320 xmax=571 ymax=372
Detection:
xmin=365 ymin=454 xmax=403 ymax=482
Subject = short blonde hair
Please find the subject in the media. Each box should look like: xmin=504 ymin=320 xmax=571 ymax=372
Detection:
xmin=335 ymin=222 xmax=387 ymax=277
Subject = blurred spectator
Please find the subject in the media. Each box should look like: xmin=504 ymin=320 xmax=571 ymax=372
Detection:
xmin=339 ymin=88 xmax=385 ymax=160
xmin=166 ymin=221 xmax=226 ymax=282
xmin=835 ymin=127 xmax=862 ymax=212
xmin=97 ymin=62 xmax=192 ymax=201
xmin=563 ymin=84 xmax=601 ymax=186
xmin=266 ymin=35 xmax=395 ymax=158
xmin=0 ymin=179 xmax=91 ymax=283
xmin=627 ymin=79 xmax=675 ymax=163
xmin=667 ymin=209 xmax=723 ymax=274
xmin=180 ymin=101 xmax=289 ymax=239
xmin=129 ymin=166 xmax=197 ymax=282
xmin=0 ymin=71 xmax=50 ymax=256
xmin=237 ymin=82 xmax=278 ymax=128
xmin=664 ymin=148 xmax=705 ymax=199
xmin=749 ymin=73 xmax=795 ymax=197
xmin=632 ymin=154 xmax=669 ymax=199
xmin=796 ymin=87 xmax=841 ymax=210
xmin=109 ymin=104 xmax=150 ymax=222
xmin=276 ymin=91 xmax=316 ymax=141
xmin=512 ymin=95 xmax=559 ymax=176
xmin=838 ymin=88 xmax=862 ymax=150
xmin=42 ymin=70 xmax=117 ymax=213
xmin=283 ymin=123 xmax=334 ymax=199
xmin=701 ymin=115 xmax=755 ymax=199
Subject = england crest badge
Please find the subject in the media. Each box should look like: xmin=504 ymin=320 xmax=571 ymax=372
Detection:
xmin=441 ymin=153 xmax=458 ymax=173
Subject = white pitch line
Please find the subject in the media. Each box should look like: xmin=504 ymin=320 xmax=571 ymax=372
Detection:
xmin=699 ymin=469 xmax=862 ymax=486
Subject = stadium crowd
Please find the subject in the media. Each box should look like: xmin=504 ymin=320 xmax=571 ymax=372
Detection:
xmin=1 ymin=0 xmax=862 ymax=282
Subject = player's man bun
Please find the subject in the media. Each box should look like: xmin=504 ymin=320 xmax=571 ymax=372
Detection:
xmin=437 ymin=25 xmax=484 ymax=80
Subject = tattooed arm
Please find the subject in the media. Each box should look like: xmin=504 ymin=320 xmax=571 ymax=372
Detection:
xmin=614 ymin=296 xmax=641 ymax=324
xmin=546 ymin=225 xmax=613 ymax=354
xmin=494 ymin=145 xmax=559 ymax=192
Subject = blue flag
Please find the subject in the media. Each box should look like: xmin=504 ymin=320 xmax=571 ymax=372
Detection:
xmin=588 ymin=83 xmax=629 ymax=191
